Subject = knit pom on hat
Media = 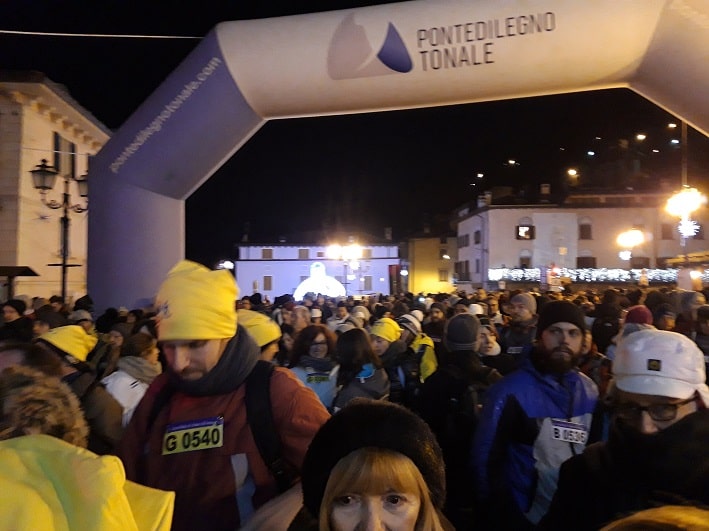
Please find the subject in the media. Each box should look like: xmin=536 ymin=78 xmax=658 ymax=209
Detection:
xmin=155 ymin=260 xmax=238 ymax=341
xmin=301 ymin=399 xmax=446 ymax=518
xmin=445 ymin=313 xmax=481 ymax=351
xmin=536 ymin=300 xmax=586 ymax=338
xmin=237 ymin=309 xmax=281 ymax=348
xmin=38 ymin=325 xmax=98 ymax=362
xmin=369 ymin=317 xmax=402 ymax=343
xmin=624 ymin=305 xmax=653 ymax=325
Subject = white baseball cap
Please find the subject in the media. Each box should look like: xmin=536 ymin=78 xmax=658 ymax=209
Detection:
xmin=614 ymin=329 xmax=709 ymax=403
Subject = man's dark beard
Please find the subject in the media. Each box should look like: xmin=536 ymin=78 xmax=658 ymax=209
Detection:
xmin=532 ymin=345 xmax=580 ymax=374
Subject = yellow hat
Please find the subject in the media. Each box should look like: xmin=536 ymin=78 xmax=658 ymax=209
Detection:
xmin=370 ymin=317 xmax=402 ymax=343
xmin=155 ymin=260 xmax=238 ymax=341
xmin=237 ymin=309 xmax=282 ymax=348
xmin=39 ymin=325 xmax=97 ymax=362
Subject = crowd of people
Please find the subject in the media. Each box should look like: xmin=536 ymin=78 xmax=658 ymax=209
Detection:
xmin=0 ymin=266 xmax=708 ymax=530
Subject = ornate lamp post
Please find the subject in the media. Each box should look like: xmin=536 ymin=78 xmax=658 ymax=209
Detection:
xmin=29 ymin=159 xmax=88 ymax=301
xmin=326 ymin=243 xmax=362 ymax=296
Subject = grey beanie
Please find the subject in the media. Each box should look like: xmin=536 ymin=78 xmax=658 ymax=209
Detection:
xmin=444 ymin=313 xmax=481 ymax=351
xmin=511 ymin=292 xmax=537 ymax=314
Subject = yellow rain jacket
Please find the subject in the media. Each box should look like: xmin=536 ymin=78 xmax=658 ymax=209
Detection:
xmin=0 ymin=434 xmax=174 ymax=530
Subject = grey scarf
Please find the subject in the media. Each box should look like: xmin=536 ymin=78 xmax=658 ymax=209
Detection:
xmin=117 ymin=356 xmax=162 ymax=384
xmin=169 ymin=324 xmax=261 ymax=397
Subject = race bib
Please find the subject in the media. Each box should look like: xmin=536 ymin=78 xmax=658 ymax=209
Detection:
xmin=550 ymin=419 xmax=587 ymax=444
xmin=163 ymin=416 xmax=224 ymax=455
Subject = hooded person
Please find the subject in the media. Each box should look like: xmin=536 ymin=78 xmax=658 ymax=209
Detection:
xmin=419 ymin=313 xmax=502 ymax=529
xmin=34 ymin=325 xmax=124 ymax=455
xmin=541 ymin=329 xmax=709 ymax=530
xmin=498 ymin=292 xmax=538 ymax=368
xmin=298 ymin=399 xmax=452 ymax=530
xmin=397 ymin=313 xmax=437 ymax=381
xmin=0 ymin=365 xmax=175 ymax=530
xmin=0 ymin=298 xmax=33 ymax=343
xmin=370 ymin=317 xmax=420 ymax=407
xmin=117 ymin=260 xmax=329 ymax=531
xmin=472 ymin=300 xmax=599 ymax=529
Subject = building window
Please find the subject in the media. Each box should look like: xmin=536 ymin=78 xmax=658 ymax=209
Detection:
xmin=576 ymin=256 xmax=597 ymax=268
xmin=630 ymin=256 xmax=650 ymax=269
xmin=298 ymin=248 xmax=309 ymax=259
xmin=53 ymin=132 xmax=76 ymax=179
xmin=579 ymin=224 xmax=592 ymax=240
xmin=439 ymin=236 xmax=447 ymax=244
xmin=656 ymin=257 xmax=671 ymax=268
xmin=316 ymin=251 xmax=324 ymax=258
xmin=262 ymin=248 xmax=273 ymax=259
xmin=363 ymin=276 xmax=372 ymax=291
xmin=661 ymin=223 xmax=675 ymax=240
xmin=362 ymin=248 xmax=372 ymax=259
xmin=516 ymin=225 xmax=535 ymax=240
xmin=438 ymin=269 xmax=448 ymax=282
xmin=439 ymin=248 xmax=448 ymax=259
xmin=520 ymin=256 xmax=532 ymax=269
xmin=263 ymin=276 xmax=272 ymax=291
xmin=475 ymin=259 xmax=480 ymax=274
xmin=474 ymin=230 xmax=481 ymax=244
xmin=457 ymin=234 xmax=470 ymax=248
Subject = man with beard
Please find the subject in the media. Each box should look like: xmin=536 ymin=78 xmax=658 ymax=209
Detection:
xmin=471 ymin=300 xmax=598 ymax=530
xmin=118 ymin=260 xmax=329 ymax=530
xmin=423 ymin=302 xmax=448 ymax=363
xmin=540 ymin=329 xmax=709 ymax=530
xmin=498 ymin=292 xmax=538 ymax=369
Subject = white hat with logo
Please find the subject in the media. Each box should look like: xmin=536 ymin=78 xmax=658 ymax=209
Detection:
xmin=614 ymin=329 xmax=709 ymax=403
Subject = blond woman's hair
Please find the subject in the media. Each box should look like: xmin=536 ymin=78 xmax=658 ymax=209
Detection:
xmin=318 ymin=447 xmax=444 ymax=531
xmin=601 ymin=505 xmax=709 ymax=530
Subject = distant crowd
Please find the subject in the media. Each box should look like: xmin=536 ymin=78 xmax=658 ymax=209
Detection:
xmin=0 ymin=273 xmax=708 ymax=530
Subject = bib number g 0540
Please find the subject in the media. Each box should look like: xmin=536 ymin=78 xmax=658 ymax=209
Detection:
xmin=163 ymin=416 xmax=224 ymax=455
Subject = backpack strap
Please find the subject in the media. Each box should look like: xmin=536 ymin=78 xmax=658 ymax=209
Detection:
xmin=245 ymin=360 xmax=298 ymax=493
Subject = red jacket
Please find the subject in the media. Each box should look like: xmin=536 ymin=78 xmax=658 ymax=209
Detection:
xmin=118 ymin=367 xmax=329 ymax=530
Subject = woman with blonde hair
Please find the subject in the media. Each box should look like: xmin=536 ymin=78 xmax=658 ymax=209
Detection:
xmin=299 ymin=399 xmax=453 ymax=530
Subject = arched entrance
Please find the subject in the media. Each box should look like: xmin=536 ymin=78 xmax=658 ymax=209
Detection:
xmin=89 ymin=0 xmax=709 ymax=310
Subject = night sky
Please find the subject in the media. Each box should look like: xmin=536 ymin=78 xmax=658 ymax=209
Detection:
xmin=3 ymin=1 xmax=708 ymax=267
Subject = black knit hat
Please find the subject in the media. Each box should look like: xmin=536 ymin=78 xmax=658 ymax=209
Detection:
xmin=444 ymin=313 xmax=480 ymax=351
xmin=301 ymin=399 xmax=446 ymax=518
xmin=536 ymin=300 xmax=587 ymax=338
xmin=3 ymin=299 xmax=26 ymax=316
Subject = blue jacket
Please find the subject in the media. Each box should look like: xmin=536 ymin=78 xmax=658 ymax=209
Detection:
xmin=471 ymin=357 xmax=598 ymax=525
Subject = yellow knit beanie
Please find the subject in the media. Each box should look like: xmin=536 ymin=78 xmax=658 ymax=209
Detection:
xmin=237 ymin=309 xmax=281 ymax=348
xmin=370 ymin=317 xmax=402 ymax=343
xmin=155 ymin=260 xmax=238 ymax=341
xmin=38 ymin=325 xmax=97 ymax=362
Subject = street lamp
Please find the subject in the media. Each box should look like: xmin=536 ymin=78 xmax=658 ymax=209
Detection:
xmin=666 ymin=186 xmax=706 ymax=265
xmin=616 ymin=228 xmax=645 ymax=261
xmin=29 ymin=159 xmax=88 ymax=302
xmin=326 ymin=243 xmax=363 ymax=296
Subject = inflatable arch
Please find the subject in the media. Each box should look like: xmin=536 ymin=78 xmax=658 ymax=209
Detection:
xmin=89 ymin=0 xmax=709 ymax=310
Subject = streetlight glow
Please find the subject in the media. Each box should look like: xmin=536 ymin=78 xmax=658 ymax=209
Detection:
xmin=635 ymin=133 xmax=647 ymax=141
xmin=616 ymin=229 xmax=645 ymax=249
xmin=665 ymin=187 xmax=707 ymax=219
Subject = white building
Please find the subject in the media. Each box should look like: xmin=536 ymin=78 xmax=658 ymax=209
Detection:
xmin=0 ymin=71 xmax=110 ymax=299
xmin=455 ymin=190 xmax=709 ymax=290
xmin=235 ymin=243 xmax=401 ymax=299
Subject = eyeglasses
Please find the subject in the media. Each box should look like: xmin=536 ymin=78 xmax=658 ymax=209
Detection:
xmin=614 ymin=395 xmax=696 ymax=422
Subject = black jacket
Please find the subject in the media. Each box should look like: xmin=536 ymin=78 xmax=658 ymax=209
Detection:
xmin=540 ymin=409 xmax=709 ymax=530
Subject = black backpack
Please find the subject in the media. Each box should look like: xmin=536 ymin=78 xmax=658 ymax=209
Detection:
xmin=147 ymin=360 xmax=297 ymax=493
